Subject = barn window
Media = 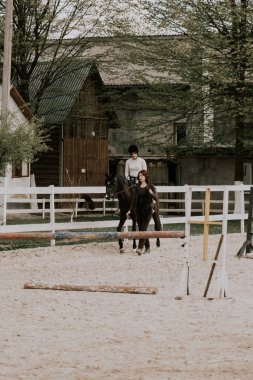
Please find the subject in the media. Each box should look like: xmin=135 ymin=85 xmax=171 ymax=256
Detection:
xmin=12 ymin=161 xmax=29 ymax=178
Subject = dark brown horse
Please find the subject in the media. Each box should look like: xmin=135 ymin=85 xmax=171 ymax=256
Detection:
xmin=79 ymin=194 xmax=95 ymax=210
xmin=105 ymin=174 xmax=137 ymax=253
xmin=105 ymin=174 xmax=162 ymax=253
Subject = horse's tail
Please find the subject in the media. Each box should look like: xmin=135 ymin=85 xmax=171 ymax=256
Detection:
xmin=81 ymin=194 xmax=96 ymax=210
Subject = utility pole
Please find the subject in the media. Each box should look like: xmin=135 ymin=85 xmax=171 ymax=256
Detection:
xmin=1 ymin=0 xmax=13 ymax=113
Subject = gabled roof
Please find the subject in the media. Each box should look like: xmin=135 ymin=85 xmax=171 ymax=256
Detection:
xmin=30 ymin=60 xmax=97 ymax=124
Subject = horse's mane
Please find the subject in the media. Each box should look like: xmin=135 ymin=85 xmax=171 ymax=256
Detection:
xmin=115 ymin=174 xmax=127 ymax=189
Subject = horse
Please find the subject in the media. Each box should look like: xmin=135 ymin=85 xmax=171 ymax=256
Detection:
xmin=105 ymin=173 xmax=137 ymax=253
xmin=104 ymin=173 xmax=162 ymax=253
xmin=79 ymin=194 xmax=95 ymax=211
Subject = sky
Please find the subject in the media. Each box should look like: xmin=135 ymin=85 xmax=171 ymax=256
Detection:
xmin=55 ymin=0 xmax=172 ymax=39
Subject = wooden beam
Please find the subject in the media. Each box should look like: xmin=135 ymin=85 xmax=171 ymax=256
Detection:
xmin=203 ymin=234 xmax=224 ymax=297
xmin=0 ymin=232 xmax=53 ymax=240
xmin=0 ymin=230 xmax=185 ymax=242
xmin=188 ymin=221 xmax=222 ymax=225
xmin=55 ymin=230 xmax=185 ymax=242
xmin=24 ymin=282 xmax=158 ymax=294
xmin=188 ymin=189 xmax=222 ymax=260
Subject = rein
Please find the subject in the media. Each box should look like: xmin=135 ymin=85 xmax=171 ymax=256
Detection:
xmin=111 ymin=183 xmax=136 ymax=197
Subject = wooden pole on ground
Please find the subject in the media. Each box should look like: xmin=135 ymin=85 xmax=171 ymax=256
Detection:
xmin=0 ymin=230 xmax=185 ymax=241
xmin=0 ymin=232 xmax=53 ymax=240
xmin=203 ymin=234 xmax=224 ymax=298
xmin=24 ymin=283 xmax=158 ymax=294
xmin=55 ymin=230 xmax=185 ymax=242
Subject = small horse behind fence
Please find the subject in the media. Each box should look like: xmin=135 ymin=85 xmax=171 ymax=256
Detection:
xmin=79 ymin=194 xmax=96 ymax=211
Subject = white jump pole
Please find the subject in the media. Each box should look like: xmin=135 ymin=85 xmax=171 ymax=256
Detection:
xmin=214 ymin=187 xmax=230 ymax=298
xmin=178 ymin=185 xmax=191 ymax=297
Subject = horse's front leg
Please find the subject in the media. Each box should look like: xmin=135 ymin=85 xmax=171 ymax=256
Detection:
xmin=117 ymin=216 xmax=127 ymax=253
xmin=153 ymin=212 xmax=162 ymax=247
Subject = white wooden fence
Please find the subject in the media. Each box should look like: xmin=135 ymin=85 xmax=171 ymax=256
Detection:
xmin=0 ymin=184 xmax=251 ymax=234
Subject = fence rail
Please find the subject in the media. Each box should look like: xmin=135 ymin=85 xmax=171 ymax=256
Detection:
xmin=0 ymin=184 xmax=251 ymax=234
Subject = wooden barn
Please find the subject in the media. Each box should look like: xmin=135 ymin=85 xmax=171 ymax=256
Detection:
xmin=31 ymin=61 xmax=110 ymax=187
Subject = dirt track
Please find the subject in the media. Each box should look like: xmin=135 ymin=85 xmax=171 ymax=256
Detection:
xmin=1 ymin=233 xmax=253 ymax=379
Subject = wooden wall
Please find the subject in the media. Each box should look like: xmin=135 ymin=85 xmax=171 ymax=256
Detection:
xmin=32 ymin=70 xmax=109 ymax=187
xmin=63 ymin=138 xmax=108 ymax=186
xmin=31 ymin=125 xmax=61 ymax=187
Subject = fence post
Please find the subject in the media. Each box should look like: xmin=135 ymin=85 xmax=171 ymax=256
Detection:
xmin=75 ymin=198 xmax=78 ymax=217
xmin=0 ymin=176 xmax=8 ymax=225
xmin=49 ymin=185 xmax=55 ymax=246
xmin=179 ymin=185 xmax=191 ymax=296
xmin=218 ymin=186 xmax=229 ymax=297
xmin=2 ymin=176 xmax=7 ymax=225
xmin=239 ymin=185 xmax=245 ymax=233
xmin=245 ymin=186 xmax=253 ymax=253
xmin=233 ymin=181 xmax=243 ymax=214
xmin=42 ymin=198 xmax=45 ymax=219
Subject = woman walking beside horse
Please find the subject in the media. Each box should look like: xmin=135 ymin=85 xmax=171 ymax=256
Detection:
xmin=128 ymin=170 xmax=159 ymax=255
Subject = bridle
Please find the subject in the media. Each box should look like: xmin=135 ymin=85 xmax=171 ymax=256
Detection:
xmin=105 ymin=178 xmax=136 ymax=199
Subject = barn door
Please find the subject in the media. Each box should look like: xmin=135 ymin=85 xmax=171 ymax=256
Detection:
xmin=63 ymin=138 xmax=108 ymax=186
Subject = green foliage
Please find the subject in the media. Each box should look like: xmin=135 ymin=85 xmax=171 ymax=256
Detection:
xmin=0 ymin=0 xmax=115 ymax=108
xmin=116 ymin=1 xmax=253 ymax=178
xmin=0 ymin=111 xmax=50 ymax=171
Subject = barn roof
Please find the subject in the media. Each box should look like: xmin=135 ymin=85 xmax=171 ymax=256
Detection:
xmin=10 ymin=86 xmax=34 ymax=120
xmin=0 ymin=83 xmax=33 ymax=120
xmin=30 ymin=60 xmax=97 ymax=124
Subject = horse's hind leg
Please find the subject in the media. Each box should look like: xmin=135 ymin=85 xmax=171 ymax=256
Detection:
xmin=131 ymin=212 xmax=137 ymax=250
xmin=117 ymin=217 xmax=127 ymax=253
xmin=153 ymin=212 xmax=162 ymax=247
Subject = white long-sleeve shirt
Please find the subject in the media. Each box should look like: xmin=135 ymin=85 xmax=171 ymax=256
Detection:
xmin=125 ymin=157 xmax=147 ymax=179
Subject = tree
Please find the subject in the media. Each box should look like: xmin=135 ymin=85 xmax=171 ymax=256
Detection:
xmin=118 ymin=0 xmax=253 ymax=181
xmin=0 ymin=110 xmax=49 ymax=172
xmin=0 ymin=0 xmax=114 ymax=112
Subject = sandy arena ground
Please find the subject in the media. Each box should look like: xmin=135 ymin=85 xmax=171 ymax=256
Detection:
xmin=1 ymin=232 xmax=253 ymax=380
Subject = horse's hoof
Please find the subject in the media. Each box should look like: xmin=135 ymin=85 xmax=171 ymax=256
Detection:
xmin=156 ymin=241 xmax=160 ymax=247
xmin=136 ymin=248 xmax=143 ymax=255
xmin=144 ymin=247 xmax=150 ymax=254
xmin=120 ymin=248 xmax=125 ymax=254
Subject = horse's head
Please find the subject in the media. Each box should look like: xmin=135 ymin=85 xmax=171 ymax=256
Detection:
xmin=104 ymin=173 xmax=116 ymax=200
xmin=105 ymin=173 xmax=127 ymax=200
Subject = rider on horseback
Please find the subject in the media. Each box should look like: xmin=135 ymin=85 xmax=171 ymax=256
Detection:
xmin=125 ymin=145 xmax=147 ymax=185
xmin=115 ymin=144 xmax=147 ymax=216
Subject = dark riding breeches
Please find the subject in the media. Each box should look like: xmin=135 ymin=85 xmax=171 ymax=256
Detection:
xmin=137 ymin=211 xmax=152 ymax=250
